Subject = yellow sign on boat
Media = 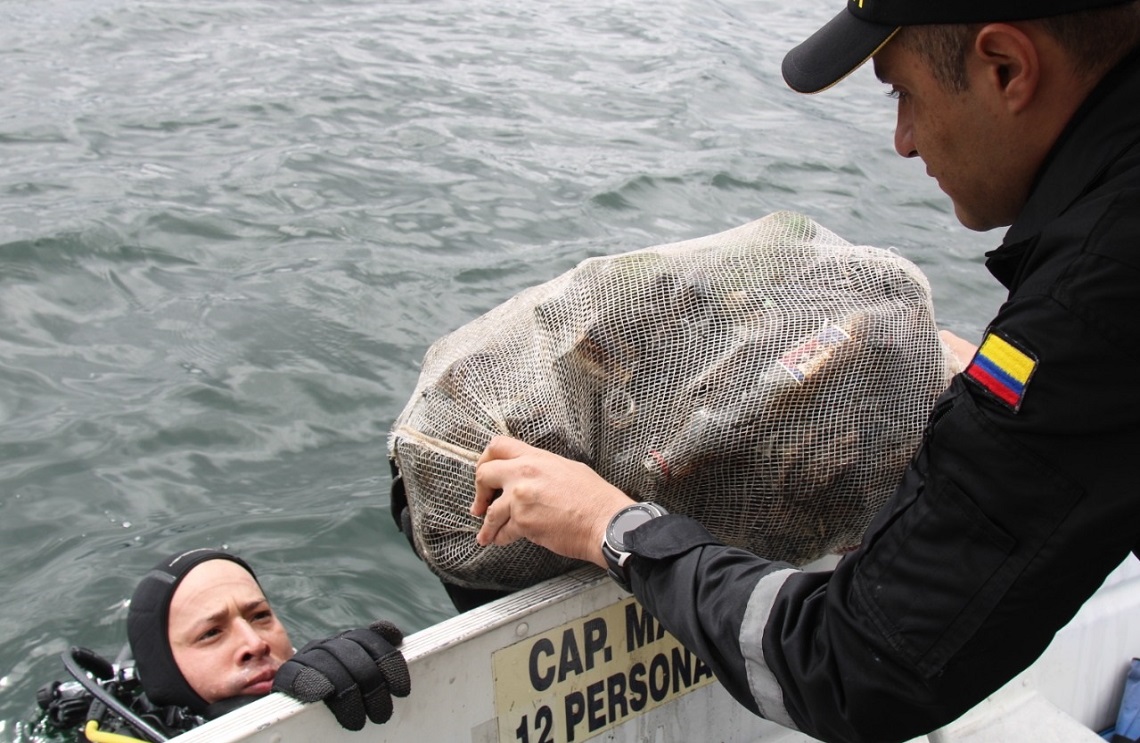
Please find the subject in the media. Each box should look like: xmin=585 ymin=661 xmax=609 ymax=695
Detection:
xmin=492 ymin=597 xmax=716 ymax=743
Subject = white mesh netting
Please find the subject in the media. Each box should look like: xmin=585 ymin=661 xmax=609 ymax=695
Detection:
xmin=389 ymin=212 xmax=953 ymax=591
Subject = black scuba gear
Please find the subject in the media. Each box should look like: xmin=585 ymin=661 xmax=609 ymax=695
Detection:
xmin=35 ymin=645 xmax=205 ymax=743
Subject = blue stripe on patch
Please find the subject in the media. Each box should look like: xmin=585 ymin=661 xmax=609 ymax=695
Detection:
xmin=971 ymin=355 xmax=1025 ymax=397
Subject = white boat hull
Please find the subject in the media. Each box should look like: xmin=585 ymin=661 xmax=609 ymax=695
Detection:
xmin=172 ymin=557 xmax=1140 ymax=743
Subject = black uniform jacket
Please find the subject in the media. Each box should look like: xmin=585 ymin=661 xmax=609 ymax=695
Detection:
xmin=623 ymin=46 xmax=1140 ymax=743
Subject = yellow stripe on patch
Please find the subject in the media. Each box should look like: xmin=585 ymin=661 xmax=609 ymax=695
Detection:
xmin=978 ymin=333 xmax=1034 ymax=384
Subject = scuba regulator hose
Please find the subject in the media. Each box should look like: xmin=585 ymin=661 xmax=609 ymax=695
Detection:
xmin=60 ymin=646 xmax=169 ymax=743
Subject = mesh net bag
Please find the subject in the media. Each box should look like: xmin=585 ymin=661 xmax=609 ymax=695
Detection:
xmin=389 ymin=212 xmax=953 ymax=591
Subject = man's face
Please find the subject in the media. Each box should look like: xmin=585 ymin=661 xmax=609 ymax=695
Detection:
xmin=873 ymin=36 xmax=1028 ymax=231
xmin=167 ymin=559 xmax=294 ymax=705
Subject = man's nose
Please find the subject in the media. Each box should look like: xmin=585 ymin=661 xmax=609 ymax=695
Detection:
xmin=235 ymin=621 xmax=270 ymax=662
xmin=895 ymin=106 xmax=918 ymax=158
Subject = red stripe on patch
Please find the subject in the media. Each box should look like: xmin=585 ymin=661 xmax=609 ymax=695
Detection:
xmin=967 ymin=364 xmax=1020 ymax=407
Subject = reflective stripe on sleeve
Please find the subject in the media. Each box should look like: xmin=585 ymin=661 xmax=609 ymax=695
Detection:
xmin=739 ymin=567 xmax=798 ymax=729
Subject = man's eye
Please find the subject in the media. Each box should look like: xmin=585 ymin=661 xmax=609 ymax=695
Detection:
xmin=253 ymin=610 xmax=273 ymax=623
xmin=885 ymin=87 xmax=908 ymax=101
xmin=197 ymin=627 xmax=221 ymax=642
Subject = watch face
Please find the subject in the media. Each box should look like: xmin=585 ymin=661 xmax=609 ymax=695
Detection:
xmin=607 ymin=505 xmax=658 ymax=551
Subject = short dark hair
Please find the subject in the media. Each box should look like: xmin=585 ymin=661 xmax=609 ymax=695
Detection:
xmin=898 ymin=1 xmax=1140 ymax=92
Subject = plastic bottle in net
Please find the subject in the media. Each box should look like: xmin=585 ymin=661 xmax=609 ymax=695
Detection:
xmin=388 ymin=212 xmax=954 ymax=591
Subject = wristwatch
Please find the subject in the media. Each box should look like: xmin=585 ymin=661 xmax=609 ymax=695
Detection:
xmin=601 ymin=502 xmax=668 ymax=592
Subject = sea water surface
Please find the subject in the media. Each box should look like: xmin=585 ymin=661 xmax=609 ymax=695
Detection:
xmin=0 ymin=0 xmax=1005 ymax=737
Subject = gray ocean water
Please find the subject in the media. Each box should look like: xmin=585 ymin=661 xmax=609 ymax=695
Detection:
xmin=0 ymin=0 xmax=1006 ymax=737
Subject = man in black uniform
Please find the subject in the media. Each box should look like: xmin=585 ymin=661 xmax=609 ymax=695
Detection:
xmin=469 ymin=1 xmax=1140 ymax=741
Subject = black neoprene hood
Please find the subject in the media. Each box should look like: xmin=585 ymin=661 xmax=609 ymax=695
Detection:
xmin=126 ymin=548 xmax=258 ymax=712
xmin=782 ymin=0 xmax=1136 ymax=93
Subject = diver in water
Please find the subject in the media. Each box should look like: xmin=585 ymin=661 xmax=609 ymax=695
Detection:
xmin=34 ymin=548 xmax=410 ymax=742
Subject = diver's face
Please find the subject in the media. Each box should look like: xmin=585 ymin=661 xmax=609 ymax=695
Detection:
xmin=167 ymin=560 xmax=294 ymax=704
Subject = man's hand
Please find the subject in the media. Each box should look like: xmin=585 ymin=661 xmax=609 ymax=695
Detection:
xmin=272 ymin=620 xmax=410 ymax=731
xmin=471 ymin=436 xmax=635 ymax=567
xmin=939 ymin=330 xmax=978 ymax=373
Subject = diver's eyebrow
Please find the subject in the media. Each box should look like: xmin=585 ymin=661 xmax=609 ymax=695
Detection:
xmin=185 ymin=598 xmax=267 ymax=632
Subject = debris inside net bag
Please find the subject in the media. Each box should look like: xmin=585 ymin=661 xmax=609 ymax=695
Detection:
xmin=388 ymin=211 xmax=954 ymax=591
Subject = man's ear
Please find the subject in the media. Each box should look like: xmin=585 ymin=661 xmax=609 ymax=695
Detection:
xmin=973 ymin=23 xmax=1040 ymax=113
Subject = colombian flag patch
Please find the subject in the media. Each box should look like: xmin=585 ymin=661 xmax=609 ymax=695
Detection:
xmin=965 ymin=330 xmax=1037 ymax=412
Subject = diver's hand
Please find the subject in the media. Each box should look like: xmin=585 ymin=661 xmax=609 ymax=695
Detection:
xmin=272 ymin=620 xmax=410 ymax=730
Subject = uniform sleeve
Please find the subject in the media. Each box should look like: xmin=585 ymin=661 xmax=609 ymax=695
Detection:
xmin=623 ymin=515 xmax=794 ymax=723
xmin=625 ymin=512 xmax=948 ymax=743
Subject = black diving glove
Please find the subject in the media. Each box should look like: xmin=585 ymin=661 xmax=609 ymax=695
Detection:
xmin=272 ymin=620 xmax=410 ymax=731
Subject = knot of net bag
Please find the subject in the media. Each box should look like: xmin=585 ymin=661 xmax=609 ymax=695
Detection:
xmin=389 ymin=212 xmax=953 ymax=591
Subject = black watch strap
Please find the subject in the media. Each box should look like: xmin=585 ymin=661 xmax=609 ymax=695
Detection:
xmin=602 ymin=539 xmax=633 ymax=592
xmin=601 ymin=503 xmax=668 ymax=592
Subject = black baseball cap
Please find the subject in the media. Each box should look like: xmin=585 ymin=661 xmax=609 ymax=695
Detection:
xmin=782 ymin=0 xmax=1136 ymax=94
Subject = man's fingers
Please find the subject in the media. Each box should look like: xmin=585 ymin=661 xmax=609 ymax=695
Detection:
xmin=475 ymin=496 xmax=509 ymax=546
xmin=476 ymin=435 xmax=525 ymax=466
xmin=938 ymin=329 xmax=978 ymax=371
xmin=471 ymin=460 xmax=501 ymax=516
xmin=472 ymin=442 xmax=519 ymax=515
xmin=476 ymin=497 xmax=528 ymax=548
xmin=471 ymin=478 xmax=498 ymax=516
xmin=273 ymin=663 xmax=334 ymax=703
